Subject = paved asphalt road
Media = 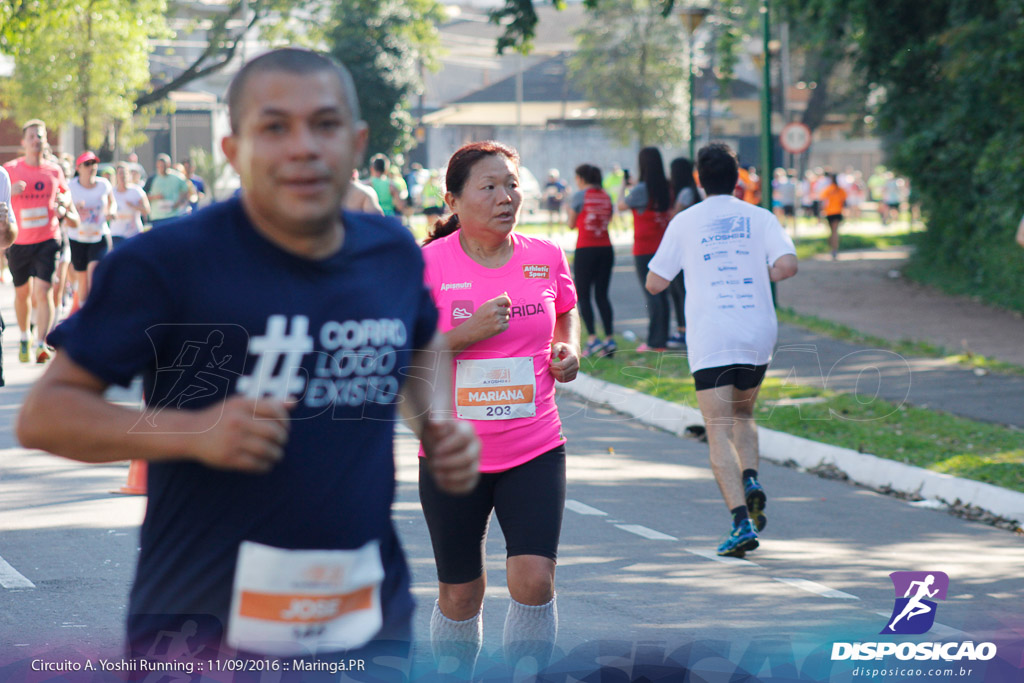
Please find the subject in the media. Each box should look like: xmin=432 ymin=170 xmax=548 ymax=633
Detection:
xmin=1 ymin=364 xmax=1021 ymax=680
xmin=0 ymin=252 xmax=1022 ymax=681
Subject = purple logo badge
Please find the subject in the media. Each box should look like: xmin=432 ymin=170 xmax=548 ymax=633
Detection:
xmin=881 ymin=571 xmax=949 ymax=635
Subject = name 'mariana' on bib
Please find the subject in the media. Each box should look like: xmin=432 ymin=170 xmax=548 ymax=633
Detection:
xmin=455 ymin=356 xmax=536 ymax=420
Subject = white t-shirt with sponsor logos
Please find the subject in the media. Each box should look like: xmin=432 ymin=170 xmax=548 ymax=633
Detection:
xmin=111 ymin=184 xmax=147 ymax=238
xmin=648 ymin=194 xmax=795 ymax=372
xmin=0 ymin=167 xmax=13 ymax=232
xmin=69 ymin=177 xmax=113 ymax=243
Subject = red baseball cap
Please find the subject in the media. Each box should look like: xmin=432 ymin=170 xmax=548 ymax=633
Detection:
xmin=76 ymin=151 xmax=99 ymax=167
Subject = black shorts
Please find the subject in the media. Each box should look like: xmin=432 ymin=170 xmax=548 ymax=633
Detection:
xmin=418 ymin=444 xmax=566 ymax=585
xmin=6 ymin=239 xmax=61 ymax=287
xmin=693 ymin=363 xmax=768 ymax=392
xmin=423 ymin=206 xmax=445 ymax=217
xmin=69 ymin=236 xmax=111 ymax=272
xmin=826 ymin=213 xmax=843 ymax=222
xmin=782 ymin=205 xmax=795 ymax=217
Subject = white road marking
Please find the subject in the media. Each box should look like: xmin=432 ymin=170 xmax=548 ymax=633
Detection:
xmin=0 ymin=555 xmax=36 ymax=589
xmin=774 ymin=577 xmax=859 ymax=600
xmin=565 ymin=499 xmax=608 ymax=516
xmin=615 ymin=524 xmax=677 ymax=541
xmin=686 ymin=548 xmax=760 ymax=567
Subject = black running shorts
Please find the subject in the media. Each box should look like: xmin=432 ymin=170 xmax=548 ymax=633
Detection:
xmin=7 ymin=239 xmax=61 ymax=287
xmin=693 ymin=363 xmax=768 ymax=392
xmin=69 ymin=236 xmax=111 ymax=272
xmin=418 ymin=444 xmax=566 ymax=585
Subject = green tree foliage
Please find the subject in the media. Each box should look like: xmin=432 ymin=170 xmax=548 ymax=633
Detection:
xmin=491 ymin=0 xmax=678 ymax=53
xmin=325 ymin=0 xmax=444 ymax=159
xmin=2 ymin=0 xmax=170 ymax=151
xmin=852 ymin=0 xmax=1024 ymax=310
xmin=137 ymin=0 xmax=324 ymax=111
xmin=569 ymin=0 xmax=687 ymax=149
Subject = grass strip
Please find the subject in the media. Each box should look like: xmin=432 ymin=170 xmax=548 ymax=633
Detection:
xmin=580 ymin=342 xmax=1024 ymax=494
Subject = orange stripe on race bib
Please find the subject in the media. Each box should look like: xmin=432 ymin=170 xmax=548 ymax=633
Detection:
xmin=239 ymin=587 xmax=374 ymax=623
xmin=456 ymin=385 xmax=535 ymax=406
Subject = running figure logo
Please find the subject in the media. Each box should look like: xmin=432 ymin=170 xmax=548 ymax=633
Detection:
xmin=881 ymin=571 xmax=949 ymax=635
xmin=451 ymin=300 xmax=474 ymax=327
xmin=236 ymin=315 xmax=314 ymax=400
xmin=144 ymin=330 xmax=234 ymax=427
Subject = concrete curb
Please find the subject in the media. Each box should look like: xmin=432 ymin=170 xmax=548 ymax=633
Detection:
xmin=559 ymin=373 xmax=1024 ymax=524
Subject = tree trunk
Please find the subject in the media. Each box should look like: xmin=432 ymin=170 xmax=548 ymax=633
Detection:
xmin=799 ymin=51 xmax=840 ymax=133
xmin=80 ymin=5 xmax=94 ymax=150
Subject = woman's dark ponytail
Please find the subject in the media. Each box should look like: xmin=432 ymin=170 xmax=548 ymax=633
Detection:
xmin=424 ymin=213 xmax=460 ymax=245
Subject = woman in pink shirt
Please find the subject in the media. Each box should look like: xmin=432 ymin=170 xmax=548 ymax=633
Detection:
xmin=420 ymin=141 xmax=579 ymax=677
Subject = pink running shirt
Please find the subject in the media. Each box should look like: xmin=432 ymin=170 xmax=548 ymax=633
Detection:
xmin=3 ymin=158 xmax=68 ymax=245
xmin=422 ymin=231 xmax=578 ymax=472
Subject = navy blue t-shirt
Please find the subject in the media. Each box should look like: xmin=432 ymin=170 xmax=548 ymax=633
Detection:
xmin=49 ymin=197 xmax=438 ymax=653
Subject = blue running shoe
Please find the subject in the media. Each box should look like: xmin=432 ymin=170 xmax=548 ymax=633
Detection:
xmin=600 ymin=338 xmax=617 ymax=358
xmin=717 ymin=519 xmax=759 ymax=557
xmin=582 ymin=338 xmax=605 ymax=358
xmin=744 ymin=477 xmax=767 ymax=532
xmin=666 ymin=332 xmax=686 ymax=349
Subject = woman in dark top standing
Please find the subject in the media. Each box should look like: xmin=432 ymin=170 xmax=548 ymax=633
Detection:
xmin=619 ymin=147 xmax=673 ymax=352
xmin=567 ymin=163 xmax=616 ymax=358
xmin=666 ymin=156 xmax=702 ymax=348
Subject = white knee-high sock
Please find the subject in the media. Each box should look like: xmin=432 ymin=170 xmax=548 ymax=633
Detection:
xmin=430 ymin=599 xmax=483 ymax=680
xmin=503 ymin=595 xmax=557 ymax=672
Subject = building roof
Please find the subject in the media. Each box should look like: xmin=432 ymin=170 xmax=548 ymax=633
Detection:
xmin=449 ymin=52 xmax=760 ymax=107
xmin=453 ymin=53 xmax=585 ymax=104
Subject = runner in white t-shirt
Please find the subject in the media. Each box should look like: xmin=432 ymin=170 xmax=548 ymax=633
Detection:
xmin=419 ymin=141 xmax=579 ymax=679
xmin=0 ymin=166 xmax=17 ymax=247
xmin=0 ymin=167 xmax=19 ymax=385
xmin=68 ymin=151 xmax=114 ymax=306
xmin=111 ymin=162 xmax=150 ymax=246
xmin=647 ymin=143 xmax=798 ymax=558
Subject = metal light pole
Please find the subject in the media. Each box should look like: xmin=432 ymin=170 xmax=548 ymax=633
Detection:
xmin=677 ymin=5 xmax=710 ymax=161
xmin=759 ymin=0 xmax=773 ymax=212
xmin=759 ymin=0 xmax=779 ymax=305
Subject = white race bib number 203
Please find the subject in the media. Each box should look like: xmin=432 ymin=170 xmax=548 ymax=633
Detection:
xmin=455 ymin=356 xmax=537 ymax=420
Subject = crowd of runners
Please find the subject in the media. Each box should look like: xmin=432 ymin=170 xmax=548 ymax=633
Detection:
xmin=0 ymin=125 xmax=206 ymax=368
xmin=1 ymin=46 xmax=926 ymax=677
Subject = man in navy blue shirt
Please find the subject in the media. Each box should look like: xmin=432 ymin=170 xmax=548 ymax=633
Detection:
xmin=17 ymin=48 xmax=479 ymax=664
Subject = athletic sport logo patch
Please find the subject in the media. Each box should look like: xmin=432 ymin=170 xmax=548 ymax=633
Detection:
xmin=451 ymin=300 xmax=474 ymax=327
xmin=523 ymin=265 xmax=550 ymax=279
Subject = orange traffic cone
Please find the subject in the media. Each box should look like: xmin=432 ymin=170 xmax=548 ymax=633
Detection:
xmin=113 ymin=460 xmax=147 ymax=495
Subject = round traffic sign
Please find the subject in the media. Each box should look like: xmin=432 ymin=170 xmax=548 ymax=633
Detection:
xmin=780 ymin=122 xmax=812 ymax=154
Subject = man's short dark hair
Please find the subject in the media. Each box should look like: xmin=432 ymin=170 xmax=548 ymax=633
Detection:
xmin=226 ymin=48 xmax=361 ymax=133
xmin=697 ymin=143 xmax=740 ymax=196
xmin=371 ymin=154 xmax=389 ymax=174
